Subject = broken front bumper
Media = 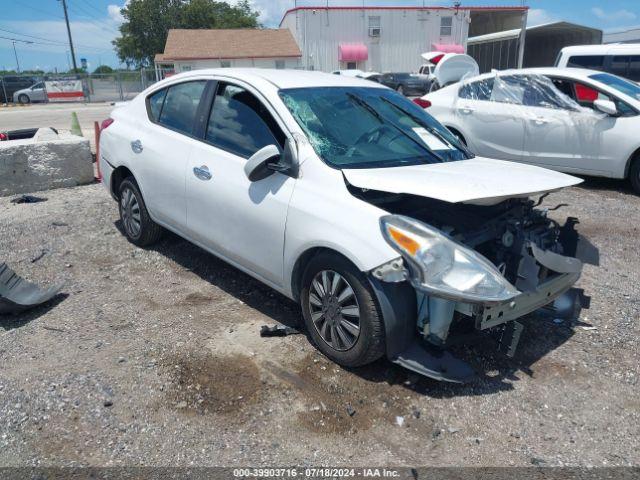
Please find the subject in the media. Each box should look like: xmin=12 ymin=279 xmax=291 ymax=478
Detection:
xmin=475 ymin=271 xmax=581 ymax=330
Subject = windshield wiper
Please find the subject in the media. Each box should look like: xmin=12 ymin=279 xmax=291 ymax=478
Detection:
xmin=379 ymin=96 xmax=475 ymax=158
xmin=346 ymin=93 xmax=444 ymax=163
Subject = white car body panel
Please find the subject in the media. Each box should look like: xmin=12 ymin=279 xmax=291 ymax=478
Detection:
xmin=343 ymin=157 xmax=582 ymax=206
xmin=424 ymin=67 xmax=640 ymax=179
xmin=100 ymin=68 xmax=581 ymax=301
xmin=100 ymin=69 xmax=396 ymax=298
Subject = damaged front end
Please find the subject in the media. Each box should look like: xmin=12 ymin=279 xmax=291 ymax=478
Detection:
xmin=364 ymin=191 xmax=598 ymax=383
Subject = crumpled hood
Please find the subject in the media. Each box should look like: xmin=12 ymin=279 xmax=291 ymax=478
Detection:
xmin=343 ymin=157 xmax=583 ymax=206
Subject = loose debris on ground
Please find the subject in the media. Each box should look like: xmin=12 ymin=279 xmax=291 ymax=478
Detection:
xmin=0 ymin=180 xmax=638 ymax=466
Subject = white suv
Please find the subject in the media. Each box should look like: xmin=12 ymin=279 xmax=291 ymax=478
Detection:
xmin=99 ymin=69 xmax=596 ymax=382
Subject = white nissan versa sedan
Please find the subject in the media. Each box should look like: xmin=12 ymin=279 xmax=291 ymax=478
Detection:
xmin=99 ymin=69 xmax=597 ymax=382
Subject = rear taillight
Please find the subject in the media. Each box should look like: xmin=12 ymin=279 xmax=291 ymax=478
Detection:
xmin=413 ymin=98 xmax=431 ymax=109
xmin=101 ymin=118 xmax=114 ymax=130
xmin=0 ymin=132 xmax=7 ymax=141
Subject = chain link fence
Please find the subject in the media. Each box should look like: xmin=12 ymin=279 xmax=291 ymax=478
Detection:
xmin=0 ymin=69 xmax=166 ymax=105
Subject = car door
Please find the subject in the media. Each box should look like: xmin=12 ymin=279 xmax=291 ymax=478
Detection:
xmin=545 ymin=76 xmax=637 ymax=175
xmin=508 ymin=75 xmax=583 ymax=170
xmin=185 ymin=80 xmax=295 ymax=287
xmin=30 ymin=83 xmax=46 ymax=102
xmin=455 ymin=76 xmax=525 ymax=161
xmin=133 ymin=80 xmax=208 ymax=230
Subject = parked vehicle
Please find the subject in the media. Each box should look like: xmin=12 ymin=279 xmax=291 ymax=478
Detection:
xmin=377 ymin=72 xmax=429 ymax=96
xmin=13 ymin=82 xmax=47 ymax=104
xmin=421 ymin=52 xmax=479 ymax=92
xmin=555 ymin=44 xmax=640 ymax=83
xmin=0 ymin=76 xmax=36 ymax=103
xmin=421 ymin=67 xmax=640 ymax=193
xmin=100 ymin=69 xmax=595 ymax=382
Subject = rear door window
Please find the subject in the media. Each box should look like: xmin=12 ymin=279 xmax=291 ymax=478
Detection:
xmin=205 ymin=82 xmax=284 ymax=158
xmin=629 ymin=56 xmax=640 ymax=82
xmin=458 ymin=78 xmax=494 ymax=101
xmin=157 ymin=81 xmax=207 ymax=135
xmin=567 ymin=55 xmax=605 ymax=70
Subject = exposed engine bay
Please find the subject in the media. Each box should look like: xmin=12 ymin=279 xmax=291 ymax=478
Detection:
xmin=350 ymin=186 xmax=598 ymax=382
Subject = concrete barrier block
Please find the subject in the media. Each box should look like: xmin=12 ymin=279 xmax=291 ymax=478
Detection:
xmin=0 ymin=129 xmax=94 ymax=197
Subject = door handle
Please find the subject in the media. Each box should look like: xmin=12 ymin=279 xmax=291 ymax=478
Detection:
xmin=532 ymin=117 xmax=549 ymax=125
xmin=458 ymin=106 xmax=474 ymax=114
xmin=130 ymin=139 xmax=143 ymax=154
xmin=193 ymin=165 xmax=212 ymax=181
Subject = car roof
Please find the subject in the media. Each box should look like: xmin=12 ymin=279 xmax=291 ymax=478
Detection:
xmin=560 ymin=44 xmax=640 ymax=55
xmin=465 ymin=67 xmax=603 ymax=83
xmin=168 ymin=68 xmax=387 ymax=90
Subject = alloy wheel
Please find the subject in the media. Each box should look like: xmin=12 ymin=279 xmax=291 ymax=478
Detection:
xmin=308 ymin=270 xmax=361 ymax=351
xmin=120 ymin=187 xmax=141 ymax=239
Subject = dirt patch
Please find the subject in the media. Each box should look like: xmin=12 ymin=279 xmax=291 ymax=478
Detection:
xmin=163 ymin=352 xmax=261 ymax=415
xmin=265 ymin=354 xmax=432 ymax=435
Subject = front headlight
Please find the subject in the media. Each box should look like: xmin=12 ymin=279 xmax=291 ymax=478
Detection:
xmin=380 ymin=215 xmax=520 ymax=304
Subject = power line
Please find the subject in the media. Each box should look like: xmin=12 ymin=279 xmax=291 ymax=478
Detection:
xmin=0 ymin=26 xmax=108 ymax=51
xmin=13 ymin=1 xmax=65 ymax=20
xmin=66 ymin=0 xmax=120 ymax=35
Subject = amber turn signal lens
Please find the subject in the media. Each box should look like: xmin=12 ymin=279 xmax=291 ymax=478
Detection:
xmin=387 ymin=226 xmax=420 ymax=256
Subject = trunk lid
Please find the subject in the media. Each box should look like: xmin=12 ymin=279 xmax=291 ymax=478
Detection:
xmin=343 ymin=157 xmax=582 ymax=206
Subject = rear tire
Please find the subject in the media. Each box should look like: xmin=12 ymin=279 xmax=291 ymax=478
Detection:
xmin=18 ymin=94 xmax=30 ymax=105
xmin=118 ymin=177 xmax=162 ymax=247
xmin=630 ymin=157 xmax=640 ymax=195
xmin=300 ymin=252 xmax=385 ymax=367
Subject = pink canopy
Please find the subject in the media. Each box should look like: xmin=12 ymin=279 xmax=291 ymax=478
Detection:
xmin=431 ymin=43 xmax=465 ymax=54
xmin=339 ymin=43 xmax=368 ymax=62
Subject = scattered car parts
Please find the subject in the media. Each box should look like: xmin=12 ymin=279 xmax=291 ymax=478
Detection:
xmin=0 ymin=263 xmax=63 ymax=315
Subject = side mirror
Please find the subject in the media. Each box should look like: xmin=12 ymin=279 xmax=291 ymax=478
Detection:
xmin=593 ymin=99 xmax=618 ymax=116
xmin=244 ymin=144 xmax=280 ymax=182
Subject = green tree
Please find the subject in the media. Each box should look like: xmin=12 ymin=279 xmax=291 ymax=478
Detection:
xmin=93 ymin=65 xmax=114 ymax=74
xmin=113 ymin=0 xmax=259 ymax=67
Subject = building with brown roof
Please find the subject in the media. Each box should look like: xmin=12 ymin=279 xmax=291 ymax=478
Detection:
xmin=154 ymin=28 xmax=302 ymax=77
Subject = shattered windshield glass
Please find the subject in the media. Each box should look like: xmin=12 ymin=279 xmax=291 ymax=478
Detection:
xmin=279 ymin=87 xmax=471 ymax=169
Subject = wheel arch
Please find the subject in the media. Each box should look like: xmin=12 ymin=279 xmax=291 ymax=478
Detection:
xmin=290 ymin=246 xmax=364 ymax=302
xmin=444 ymin=125 xmax=468 ymax=146
xmin=624 ymin=145 xmax=640 ymax=178
xmin=110 ymin=165 xmax=135 ymax=199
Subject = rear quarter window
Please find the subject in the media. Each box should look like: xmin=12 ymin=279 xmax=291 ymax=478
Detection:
xmin=147 ymin=88 xmax=167 ymax=122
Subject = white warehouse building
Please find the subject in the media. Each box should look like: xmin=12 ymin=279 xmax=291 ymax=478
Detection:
xmin=280 ymin=5 xmax=528 ymax=73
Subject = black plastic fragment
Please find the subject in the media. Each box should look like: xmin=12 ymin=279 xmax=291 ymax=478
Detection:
xmin=392 ymin=340 xmax=476 ymax=383
xmin=10 ymin=195 xmax=47 ymax=204
xmin=0 ymin=263 xmax=63 ymax=315
xmin=260 ymin=324 xmax=301 ymax=337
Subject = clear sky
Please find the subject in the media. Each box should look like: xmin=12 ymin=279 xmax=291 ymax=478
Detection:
xmin=1 ymin=0 xmax=639 ymax=72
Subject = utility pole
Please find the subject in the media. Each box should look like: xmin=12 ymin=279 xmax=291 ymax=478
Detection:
xmin=12 ymin=41 xmax=20 ymax=73
xmin=9 ymin=38 xmax=32 ymax=73
xmin=60 ymin=0 xmax=78 ymax=72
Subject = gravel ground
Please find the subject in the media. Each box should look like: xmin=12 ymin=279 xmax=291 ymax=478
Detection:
xmin=0 ymin=179 xmax=638 ymax=467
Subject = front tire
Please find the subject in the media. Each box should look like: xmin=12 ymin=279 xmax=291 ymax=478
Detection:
xmin=18 ymin=94 xmax=30 ymax=105
xmin=118 ymin=177 xmax=162 ymax=247
xmin=630 ymin=157 xmax=640 ymax=195
xmin=300 ymin=252 xmax=385 ymax=367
